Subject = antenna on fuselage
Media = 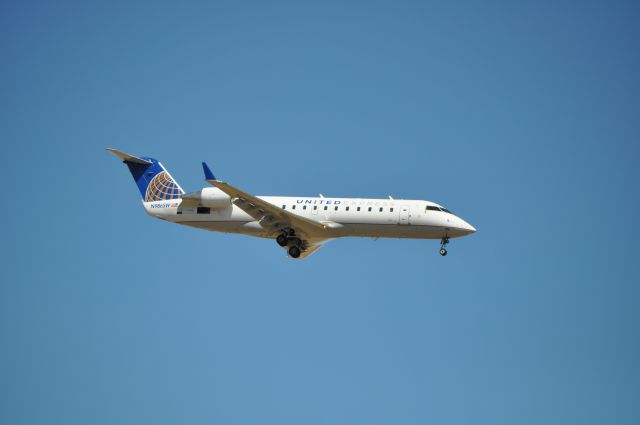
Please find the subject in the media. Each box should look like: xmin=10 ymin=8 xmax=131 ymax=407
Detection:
xmin=319 ymin=194 xmax=325 ymax=198
xmin=388 ymin=195 xmax=394 ymax=200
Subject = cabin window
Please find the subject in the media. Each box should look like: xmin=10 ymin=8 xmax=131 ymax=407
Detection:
xmin=197 ymin=207 xmax=211 ymax=214
xmin=313 ymin=206 xmax=317 ymax=210
xmin=324 ymin=206 xmax=328 ymax=211
xmin=379 ymin=207 xmax=383 ymax=212
xmin=334 ymin=206 xmax=338 ymax=211
xmin=282 ymin=205 xmax=286 ymax=209
xmin=368 ymin=207 xmax=372 ymax=212
xmin=303 ymin=205 xmax=307 ymax=210
xmin=346 ymin=206 xmax=350 ymax=211
xmin=390 ymin=208 xmax=394 ymax=212
xmin=292 ymin=205 xmax=296 ymax=210
xmin=357 ymin=207 xmax=361 ymax=211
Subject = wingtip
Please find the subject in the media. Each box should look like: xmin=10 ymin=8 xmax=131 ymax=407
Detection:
xmin=202 ymin=162 xmax=216 ymax=180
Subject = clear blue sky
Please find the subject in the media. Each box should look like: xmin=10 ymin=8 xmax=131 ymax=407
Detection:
xmin=1 ymin=1 xmax=639 ymax=424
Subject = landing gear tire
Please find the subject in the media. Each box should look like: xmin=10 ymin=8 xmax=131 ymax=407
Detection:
xmin=439 ymin=236 xmax=450 ymax=256
xmin=276 ymin=234 xmax=289 ymax=247
xmin=288 ymin=246 xmax=301 ymax=258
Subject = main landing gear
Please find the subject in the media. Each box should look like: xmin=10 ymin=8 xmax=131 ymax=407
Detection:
xmin=276 ymin=233 xmax=288 ymax=247
xmin=276 ymin=229 xmax=295 ymax=247
xmin=288 ymin=246 xmax=301 ymax=258
xmin=439 ymin=237 xmax=450 ymax=256
xmin=276 ymin=230 xmax=304 ymax=258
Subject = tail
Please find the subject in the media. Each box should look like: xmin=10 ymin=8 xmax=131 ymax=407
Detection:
xmin=106 ymin=148 xmax=184 ymax=201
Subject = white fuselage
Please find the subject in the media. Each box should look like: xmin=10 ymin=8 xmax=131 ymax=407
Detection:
xmin=144 ymin=194 xmax=476 ymax=240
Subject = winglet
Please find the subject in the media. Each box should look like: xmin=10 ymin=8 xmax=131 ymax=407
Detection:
xmin=202 ymin=162 xmax=216 ymax=180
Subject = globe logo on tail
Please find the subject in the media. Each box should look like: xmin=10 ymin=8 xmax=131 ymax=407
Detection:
xmin=145 ymin=171 xmax=181 ymax=202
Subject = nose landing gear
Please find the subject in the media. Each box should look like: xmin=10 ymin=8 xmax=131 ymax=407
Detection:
xmin=439 ymin=237 xmax=449 ymax=256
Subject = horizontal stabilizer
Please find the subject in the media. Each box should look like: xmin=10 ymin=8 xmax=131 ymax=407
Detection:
xmin=106 ymin=148 xmax=152 ymax=165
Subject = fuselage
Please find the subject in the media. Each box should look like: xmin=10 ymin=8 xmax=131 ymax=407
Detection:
xmin=145 ymin=194 xmax=476 ymax=240
xmin=107 ymin=148 xmax=476 ymax=258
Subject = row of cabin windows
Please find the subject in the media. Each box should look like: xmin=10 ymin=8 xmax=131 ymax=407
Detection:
xmin=196 ymin=205 xmax=449 ymax=215
xmin=282 ymin=205 xmax=394 ymax=213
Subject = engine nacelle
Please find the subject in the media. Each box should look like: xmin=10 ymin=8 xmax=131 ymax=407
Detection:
xmin=182 ymin=187 xmax=231 ymax=208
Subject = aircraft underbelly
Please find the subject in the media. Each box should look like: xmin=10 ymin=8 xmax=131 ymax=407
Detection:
xmin=172 ymin=218 xmax=447 ymax=240
xmin=176 ymin=219 xmax=269 ymax=237
xmin=332 ymin=223 xmax=445 ymax=239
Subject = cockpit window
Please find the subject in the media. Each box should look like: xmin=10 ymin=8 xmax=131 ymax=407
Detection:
xmin=426 ymin=205 xmax=453 ymax=213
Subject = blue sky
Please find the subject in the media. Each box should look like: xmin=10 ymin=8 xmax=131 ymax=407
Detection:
xmin=1 ymin=1 xmax=639 ymax=424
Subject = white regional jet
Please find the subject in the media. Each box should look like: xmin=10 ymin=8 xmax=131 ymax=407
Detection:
xmin=107 ymin=148 xmax=476 ymax=259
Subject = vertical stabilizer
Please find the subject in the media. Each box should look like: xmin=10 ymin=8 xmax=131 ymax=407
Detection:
xmin=106 ymin=148 xmax=184 ymax=201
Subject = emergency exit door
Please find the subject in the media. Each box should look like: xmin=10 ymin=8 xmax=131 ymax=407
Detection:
xmin=399 ymin=206 xmax=410 ymax=225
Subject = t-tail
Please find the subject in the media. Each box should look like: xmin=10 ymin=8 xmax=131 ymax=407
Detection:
xmin=106 ymin=148 xmax=184 ymax=201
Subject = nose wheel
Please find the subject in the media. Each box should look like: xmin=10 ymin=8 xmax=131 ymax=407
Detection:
xmin=439 ymin=237 xmax=449 ymax=256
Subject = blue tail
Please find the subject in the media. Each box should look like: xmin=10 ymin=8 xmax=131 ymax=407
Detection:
xmin=106 ymin=148 xmax=184 ymax=201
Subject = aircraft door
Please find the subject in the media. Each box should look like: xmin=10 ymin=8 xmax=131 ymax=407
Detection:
xmin=399 ymin=206 xmax=410 ymax=225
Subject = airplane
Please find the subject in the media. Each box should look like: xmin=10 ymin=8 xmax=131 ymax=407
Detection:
xmin=107 ymin=148 xmax=476 ymax=259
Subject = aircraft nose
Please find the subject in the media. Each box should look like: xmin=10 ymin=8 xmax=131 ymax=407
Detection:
xmin=458 ymin=218 xmax=476 ymax=235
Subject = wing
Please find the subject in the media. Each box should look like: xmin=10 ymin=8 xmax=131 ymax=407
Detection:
xmin=201 ymin=162 xmax=328 ymax=239
xmin=211 ymin=180 xmax=327 ymax=237
xmin=296 ymin=238 xmax=332 ymax=259
xmin=201 ymin=162 xmax=332 ymax=258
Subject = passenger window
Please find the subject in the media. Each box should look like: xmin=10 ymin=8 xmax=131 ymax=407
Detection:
xmin=368 ymin=207 xmax=372 ymax=212
xmin=357 ymin=207 xmax=361 ymax=211
xmin=313 ymin=206 xmax=317 ymax=210
xmin=346 ymin=206 xmax=350 ymax=211
xmin=303 ymin=205 xmax=307 ymax=210
xmin=292 ymin=205 xmax=296 ymax=210
xmin=282 ymin=205 xmax=286 ymax=209
xmin=379 ymin=207 xmax=383 ymax=212
xmin=334 ymin=206 xmax=338 ymax=211
xmin=324 ymin=206 xmax=328 ymax=211
xmin=390 ymin=208 xmax=394 ymax=212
